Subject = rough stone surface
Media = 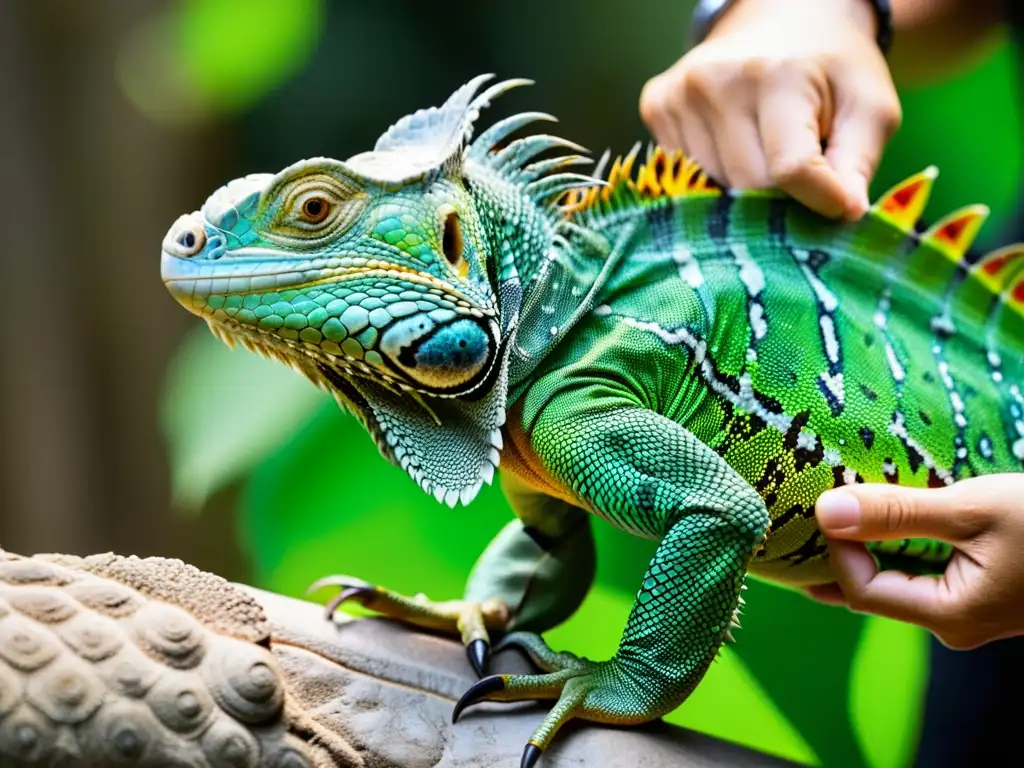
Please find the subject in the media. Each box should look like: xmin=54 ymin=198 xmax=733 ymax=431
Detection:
xmin=248 ymin=588 xmax=795 ymax=768
xmin=0 ymin=548 xmax=794 ymax=767
xmin=0 ymin=549 xmax=357 ymax=767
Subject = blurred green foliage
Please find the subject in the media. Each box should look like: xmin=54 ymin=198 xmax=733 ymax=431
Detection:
xmin=157 ymin=2 xmax=1021 ymax=766
xmin=118 ymin=0 xmax=324 ymax=125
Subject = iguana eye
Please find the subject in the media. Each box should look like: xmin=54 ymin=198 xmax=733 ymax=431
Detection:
xmin=300 ymin=196 xmax=331 ymax=223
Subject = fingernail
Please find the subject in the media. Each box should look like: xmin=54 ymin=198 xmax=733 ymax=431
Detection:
xmin=816 ymin=490 xmax=861 ymax=532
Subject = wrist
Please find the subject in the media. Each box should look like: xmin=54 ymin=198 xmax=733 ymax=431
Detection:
xmin=690 ymin=0 xmax=891 ymax=52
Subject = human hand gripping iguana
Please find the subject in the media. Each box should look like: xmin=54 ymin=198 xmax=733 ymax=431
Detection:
xmin=161 ymin=76 xmax=1024 ymax=766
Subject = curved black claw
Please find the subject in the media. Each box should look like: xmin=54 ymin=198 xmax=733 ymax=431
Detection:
xmin=466 ymin=638 xmax=490 ymax=678
xmin=306 ymin=576 xmax=377 ymax=619
xmin=521 ymin=742 xmax=544 ymax=768
xmin=452 ymin=675 xmax=506 ymax=723
xmin=322 ymin=586 xmax=376 ymax=620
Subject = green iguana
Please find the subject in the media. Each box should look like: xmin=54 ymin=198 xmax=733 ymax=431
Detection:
xmin=161 ymin=75 xmax=1024 ymax=766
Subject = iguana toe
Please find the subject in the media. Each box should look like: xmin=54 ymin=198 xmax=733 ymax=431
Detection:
xmin=454 ymin=635 xmax=663 ymax=764
xmin=493 ymin=631 xmax=588 ymax=672
xmin=308 ymin=575 xmax=508 ymax=678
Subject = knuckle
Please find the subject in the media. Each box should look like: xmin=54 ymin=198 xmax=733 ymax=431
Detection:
xmin=723 ymin=162 xmax=770 ymax=191
xmin=768 ymin=154 xmax=817 ymax=187
xmin=875 ymin=100 xmax=903 ymax=136
xmin=738 ymin=57 xmax=772 ymax=83
xmin=680 ymin=66 xmax=721 ymax=105
xmin=638 ymin=77 xmax=669 ymax=123
xmin=875 ymin=491 xmax=914 ymax=535
xmin=842 ymin=584 xmax=870 ymax=612
xmin=762 ymin=57 xmax=827 ymax=93
xmin=955 ymin=501 xmax=988 ymax=537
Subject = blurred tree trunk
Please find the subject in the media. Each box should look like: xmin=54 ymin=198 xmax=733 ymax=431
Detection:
xmin=0 ymin=0 xmax=248 ymax=581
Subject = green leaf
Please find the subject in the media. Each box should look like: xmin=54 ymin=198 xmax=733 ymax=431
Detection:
xmin=849 ymin=616 xmax=929 ymax=768
xmin=175 ymin=0 xmax=325 ymax=112
xmin=118 ymin=0 xmax=325 ymax=125
xmin=161 ymin=326 xmax=327 ymax=510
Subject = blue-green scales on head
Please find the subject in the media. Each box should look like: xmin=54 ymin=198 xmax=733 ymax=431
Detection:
xmin=162 ymin=75 xmax=599 ymax=507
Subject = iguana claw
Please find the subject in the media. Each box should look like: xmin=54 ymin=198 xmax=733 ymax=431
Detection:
xmin=307 ymin=575 xmax=378 ymax=619
xmin=452 ymin=675 xmax=507 ymax=723
xmin=467 ymin=637 xmax=491 ymax=677
xmin=521 ymin=742 xmax=544 ymax=768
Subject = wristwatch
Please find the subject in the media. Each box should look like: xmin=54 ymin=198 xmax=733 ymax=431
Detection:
xmin=687 ymin=0 xmax=893 ymax=53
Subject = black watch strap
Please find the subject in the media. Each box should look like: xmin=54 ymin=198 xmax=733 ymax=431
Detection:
xmin=687 ymin=0 xmax=893 ymax=53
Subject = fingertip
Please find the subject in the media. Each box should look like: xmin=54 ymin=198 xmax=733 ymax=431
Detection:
xmin=774 ymin=162 xmax=849 ymax=220
xmin=841 ymin=177 xmax=871 ymax=221
xmin=828 ymin=540 xmax=878 ymax=589
xmin=816 ymin=489 xmax=862 ymax=535
xmin=804 ymin=583 xmax=847 ymax=605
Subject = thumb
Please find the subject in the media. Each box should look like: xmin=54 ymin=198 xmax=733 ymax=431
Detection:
xmin=815 ymin=483 xmax=984 ymax=544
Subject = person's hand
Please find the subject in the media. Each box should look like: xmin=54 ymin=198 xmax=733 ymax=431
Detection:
xmin=808 ymin=476 xmax=1024 ymax=649
xmin=639 ymin=0 xmax=902 ymax=220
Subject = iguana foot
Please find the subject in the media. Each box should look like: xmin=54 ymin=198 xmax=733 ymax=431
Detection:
xmin=308 ymin=575 xmax=509 ymax=676
xmin=453 ymin=632 xmax=660 ymax=767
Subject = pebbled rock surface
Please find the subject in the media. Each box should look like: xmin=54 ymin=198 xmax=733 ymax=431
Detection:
xmin=0 ymin=548 xmax=795 ymax=767
xmin=0 ymin=549 xmax=357 ymax=767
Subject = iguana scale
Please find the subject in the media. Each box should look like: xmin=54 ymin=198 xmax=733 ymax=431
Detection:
xmin=160 ymin=75 xmax=1024 ymax=766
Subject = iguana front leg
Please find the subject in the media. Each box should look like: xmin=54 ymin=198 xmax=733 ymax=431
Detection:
xmin=310 ymin=477 xmax=595 ymax=676
xmin=453 ymin=401 xmax=769 ymax=766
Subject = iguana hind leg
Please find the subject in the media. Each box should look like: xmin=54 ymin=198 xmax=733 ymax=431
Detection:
xmin=453 ymin=401 xmax=769 ymax=765
xmin=310 ymin=490 xmax=595 ymax=676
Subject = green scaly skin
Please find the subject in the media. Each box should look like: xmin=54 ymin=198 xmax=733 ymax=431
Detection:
xmin=161 ymin=76 xmax=1024 ymax=765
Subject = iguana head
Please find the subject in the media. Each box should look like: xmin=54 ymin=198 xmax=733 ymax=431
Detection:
xmin=161 ymin=75 xmax=597 ymax=507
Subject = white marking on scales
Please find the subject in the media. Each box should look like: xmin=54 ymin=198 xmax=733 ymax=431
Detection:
xmin=622 ymin=317 xmax=794 ymax=434
xmin=732 ymin=244 xmax=768 ymax=341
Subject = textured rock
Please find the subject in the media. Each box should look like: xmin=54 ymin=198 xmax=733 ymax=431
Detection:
xmin=0 ymin=550 xmax=357 ymax=767
xmin=0 ymin=549 xmax=794 ymax=767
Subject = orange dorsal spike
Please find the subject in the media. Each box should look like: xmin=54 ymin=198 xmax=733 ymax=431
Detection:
xmin=600 ymin=155 xmax=623 ymax=203
xmin=1004 ymin=270 xmax=1024 ymax=321
xmin=619 ymin=143 xmax=641 ymax=183
xmin=636 ymin=162 xmax=662 ymax=197
xmin=569 ymin=144 xmax=721 ymax=215
xmin=871 ymin=166 xmax=938 ymax=231
xmin=975 ymin=244 xmax=1024 ymax=293
xmin=922 ymin=204 xmax=990 ymax=262
xmin=1011 ymin=277 xmax=1024 ymax=305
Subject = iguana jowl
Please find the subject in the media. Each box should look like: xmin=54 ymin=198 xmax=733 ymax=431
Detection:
xmin=161 ymin=75 xmax=1024 ymax=765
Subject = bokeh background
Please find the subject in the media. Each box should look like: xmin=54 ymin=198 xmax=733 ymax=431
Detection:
xmin=1 ymin=1 xmax=1020 ymax=766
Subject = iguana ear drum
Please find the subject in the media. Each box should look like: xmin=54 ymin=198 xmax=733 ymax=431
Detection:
xmin=379 ymin=314 xmax=496 ymax=393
